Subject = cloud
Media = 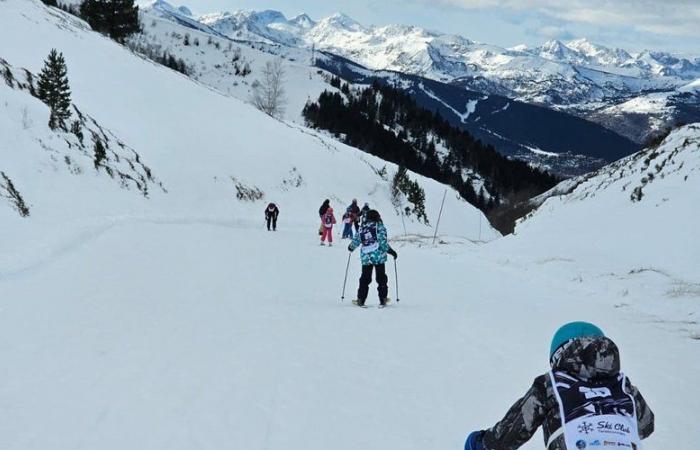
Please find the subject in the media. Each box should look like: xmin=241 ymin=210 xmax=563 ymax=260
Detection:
xmin=426 ymin=0 xmax=700 ymax=38
xmin=534 ymin=25 xmax=574 ymax=40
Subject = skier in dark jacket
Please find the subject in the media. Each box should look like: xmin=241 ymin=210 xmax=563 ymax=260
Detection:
xmin=348 ymin=209 xmax=397 ymax=307
xmin=264 ymin=203 xmax=279 ymax=231
xmin=348 ymin=199 xmax=361 ymax=232
xmin=464 ymin=322 xmax=654 ymax=450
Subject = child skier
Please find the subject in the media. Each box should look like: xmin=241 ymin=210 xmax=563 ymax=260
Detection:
xmin=464 ymin=321 xmax=654 ymax=450
xmin=264 ymin=202 xmax=279 ymax=231
xmin=318 ymin=199 xmax=331 ymax=236
xmin=320 ymin=207 xmax=336 ymax=246
xmin=342 ymin=208 xmax=354 ymax=239
xmin=348 ymin=210 xmax=398 ymax=307
xmin=348 ymin=199 xmax=361 ymax=233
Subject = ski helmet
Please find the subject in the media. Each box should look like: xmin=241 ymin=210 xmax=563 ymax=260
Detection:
xmin=550 ymin=322 xmax=604 ymax=359
xmin=366 ymin=209 xmax=381 ymax=222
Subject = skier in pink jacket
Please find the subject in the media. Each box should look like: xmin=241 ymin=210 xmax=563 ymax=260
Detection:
xmin=320 ymin=207 xmax=337 ymax=246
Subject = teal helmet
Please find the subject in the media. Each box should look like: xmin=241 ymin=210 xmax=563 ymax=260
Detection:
xmin=550 ymin=322 xmax=604 ymax=358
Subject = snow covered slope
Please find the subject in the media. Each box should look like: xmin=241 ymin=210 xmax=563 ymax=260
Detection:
xmin=194 ymin=7 xmax=699 ymax=104
xmin=124 ymin=5 xmax=641 ymax=176
xmin=510 ymin=124 xmax=700 ymax=281
xmin=126 ymin=6 xmax=333 ymax=125
xmin=0 ymin=0 xmax=497 ymax=258
xmin=1 ymin=3 xmax=699 ymax=450
xmin=168 ymin=4 xmax=699 ymax=141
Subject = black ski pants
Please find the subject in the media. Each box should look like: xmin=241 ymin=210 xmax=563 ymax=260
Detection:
xmin=266 ymin=215 xmax=277 ymax=231
xmin=357 ymin=263 xmax=388 ymax=301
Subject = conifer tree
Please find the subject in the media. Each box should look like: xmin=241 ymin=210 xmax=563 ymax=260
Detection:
xmin=94 ymin=138 xmax=107 ymax=169
xmin=37 ymin=49 xmax=72 ymax=130
xmin=80 ymin=0 xmax=141 ymax=42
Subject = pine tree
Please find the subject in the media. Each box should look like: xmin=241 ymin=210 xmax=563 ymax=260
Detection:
xmin=93 ymin=138 xmax=107 ymax=169
xmin=80 ymin=0 xmax=141 ymax=42
xmin=37 ymin=49 xmax=72 ymax=130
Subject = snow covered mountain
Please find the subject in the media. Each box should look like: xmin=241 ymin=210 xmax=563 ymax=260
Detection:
xmin=118 ymin=2 xmax=640 ymax=176
xmin=168 ymin=3 xmax=700 ymax=141
xmin=0 ymin=0 xmax=494 ymax=237
xmin=2 ymin=3 xmax=699 ymax=450
xmin=192 ymin=6 xmax=700 ymax=99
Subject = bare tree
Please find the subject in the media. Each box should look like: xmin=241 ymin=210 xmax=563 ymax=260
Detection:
xmin=251 ymin=58 xmax=287 ymax=119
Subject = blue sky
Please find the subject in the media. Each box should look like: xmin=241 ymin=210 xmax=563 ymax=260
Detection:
xmin=166 ymin=0 xmax=700 ymax=55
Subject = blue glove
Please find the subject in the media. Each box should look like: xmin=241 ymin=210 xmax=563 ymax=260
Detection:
xmin=465 ymin=431 xmax=485 ymax=450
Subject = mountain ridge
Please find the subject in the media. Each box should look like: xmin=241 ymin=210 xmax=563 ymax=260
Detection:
xmin=142 ymin=1 xmax=700 ymax=142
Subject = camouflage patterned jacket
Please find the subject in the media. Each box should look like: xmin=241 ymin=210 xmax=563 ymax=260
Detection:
xmin=348 ymin=220 xmax=390 ymax=266
xmin=482 ymin=337 xmax=655 ymax=450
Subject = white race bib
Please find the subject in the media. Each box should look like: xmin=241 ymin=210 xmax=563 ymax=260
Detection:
xmin=549 ymin=371 xmax=642 ymax=450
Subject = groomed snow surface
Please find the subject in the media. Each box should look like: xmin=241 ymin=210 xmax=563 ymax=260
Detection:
xmin=1 ymin=2 xmax=699 ymax=450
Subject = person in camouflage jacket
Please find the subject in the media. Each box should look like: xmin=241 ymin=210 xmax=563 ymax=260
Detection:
xmin=348 ymin=210 xmax=397 ymax=307
xmin=465 ymin=322 xmax=654 ymax=450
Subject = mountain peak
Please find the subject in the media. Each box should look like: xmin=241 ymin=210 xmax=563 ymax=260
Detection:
xmin=290 ymin=13 xmax=316 ymax=29
xmin=249 ymin=9 xmax=288 ymax=24
xmin=320 ymin=12 xmax=364 ymax=31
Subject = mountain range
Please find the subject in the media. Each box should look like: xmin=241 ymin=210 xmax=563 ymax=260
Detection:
xmin=142 ymin=1 xmax=700 ymax=145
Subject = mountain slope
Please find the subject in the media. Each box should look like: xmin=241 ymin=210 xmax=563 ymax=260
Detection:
xmin=509 ymin=124 xmax=700 ymax=281
xmin=1 ymin=4 xmax=699 ymax=450
xmin=0 ymin=0 xmax=498 ymax=249
xmin=197 ymin=7 xmax=699 ymax=101
xmin=121 ymin=5 xmax=640 ymax=177
xmin=315 ymin=53 xmax=640 ymax=176
xmin=191 ymin=5 xmax=700 ymax=141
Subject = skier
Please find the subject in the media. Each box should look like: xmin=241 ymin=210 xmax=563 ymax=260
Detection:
xmin=264 ymin=202 xmax=279 ymax=231
xmin=348 ymin=209 xmax=397 ymax=307
xmin=341 ymin=208 xmax=354 ymax=239
xmin=464 ymin=321 xmax=654 ymax=450
xmin=348 ymin=199 xmax=361 ymax=233
xmin=360 ymin=202 xmax=371 ymax=224
xmin=318 ymin=199 xmax=330 ymax=236
xmin=320 ymin=206 xmax=336 ymax=246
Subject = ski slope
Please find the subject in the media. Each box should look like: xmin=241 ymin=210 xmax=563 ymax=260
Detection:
xmin=1 ymin=2 xmax=699 ymax=450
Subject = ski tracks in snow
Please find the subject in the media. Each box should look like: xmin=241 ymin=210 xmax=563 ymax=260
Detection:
xmin=0 ymin=215 xmax=264 ymax=281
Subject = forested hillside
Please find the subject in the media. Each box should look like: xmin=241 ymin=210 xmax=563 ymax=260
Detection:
xmin=303 ymin=80 xmax=559 ymax=212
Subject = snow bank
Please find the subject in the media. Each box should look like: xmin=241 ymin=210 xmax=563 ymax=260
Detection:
xmin=507 ymin=124 xmax=700 ymax=281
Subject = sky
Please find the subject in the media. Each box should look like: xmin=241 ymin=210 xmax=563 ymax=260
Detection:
xmin=156 ymin=0 xmax=700 ymax=55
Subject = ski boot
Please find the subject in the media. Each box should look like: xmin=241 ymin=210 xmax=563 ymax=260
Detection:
xmin=352 ymin=299 xmax=367 ymax=308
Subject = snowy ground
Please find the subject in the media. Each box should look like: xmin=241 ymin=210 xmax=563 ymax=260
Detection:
xmin=1 ymin=216 xmax=698 ymax=450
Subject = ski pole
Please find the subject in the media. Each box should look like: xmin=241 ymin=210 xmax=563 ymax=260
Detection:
xmin=393 ymin=258 xmax=400 ymax=303
xmin=341 ymin=252 xmax=351 ymax=302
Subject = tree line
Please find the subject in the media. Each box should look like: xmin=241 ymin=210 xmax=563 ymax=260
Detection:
xmin=303 ymin=79 xmax=559 ymax=212
xmin=42 ymin=0 xmax=141 ymax=43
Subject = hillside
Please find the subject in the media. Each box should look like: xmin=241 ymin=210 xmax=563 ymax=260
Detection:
xmin=508 ymin=123 xmax=700 ymax=281
xmin=315 ymin=53 xmax=640 ymax=176
xmin=189 ymin=4 xmax=700 ymax=140
xmin=0 ymin=0 xmax=498 ymax=255
xmin=1 ymin=2 xmax=699 ymax=450
xmin=113 ymin=3 xmax=641 ymax=177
